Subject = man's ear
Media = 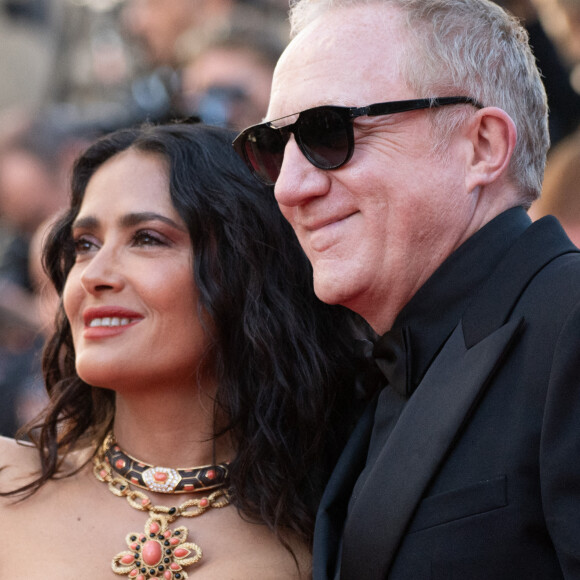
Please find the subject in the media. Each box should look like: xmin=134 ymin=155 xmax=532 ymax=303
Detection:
xmin=465 ymin=106 xmax=517 ymax=193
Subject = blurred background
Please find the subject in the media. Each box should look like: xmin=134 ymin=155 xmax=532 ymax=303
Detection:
xmin=1 ymin=0 xmax=580 ymax=437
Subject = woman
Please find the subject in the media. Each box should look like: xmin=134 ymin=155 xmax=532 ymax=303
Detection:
xmin=0 ymin=123 xmax=362 ymax=578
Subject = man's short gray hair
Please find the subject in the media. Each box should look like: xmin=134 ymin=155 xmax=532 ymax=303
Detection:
xmin=289 ymin=0 xmax=549 ymax=205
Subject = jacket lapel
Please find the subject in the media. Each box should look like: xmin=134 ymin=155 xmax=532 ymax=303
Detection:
xmin=462 ymin=215 xmax=579 ymax=347
xmin=313 ymin=395 xmax=378 ymax=580
xmin=339 ymin=316 xmax=524 ymax=580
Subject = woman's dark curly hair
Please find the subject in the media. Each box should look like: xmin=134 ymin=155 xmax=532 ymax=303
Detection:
xmin=16 ymin=122 xmax=362 ymax=546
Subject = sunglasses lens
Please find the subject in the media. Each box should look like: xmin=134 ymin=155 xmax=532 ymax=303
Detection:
xmin=297 ymin=108 xmax=351 ymax=169
xmin=234 ymin=107 xmax=352 ymax=184
xmin=240 ymin=125 xmax=287 ymax=185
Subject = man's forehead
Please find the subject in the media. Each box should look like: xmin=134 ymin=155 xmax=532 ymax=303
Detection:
xmin=268 ymin=6 xmax=408 ymax=119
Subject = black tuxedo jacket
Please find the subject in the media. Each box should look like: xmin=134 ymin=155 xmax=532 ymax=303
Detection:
xmin=313 ymin=214 xmax=580 ymax=579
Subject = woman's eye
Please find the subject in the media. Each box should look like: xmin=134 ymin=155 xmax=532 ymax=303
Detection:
xmin=132 ymin=230 xmax=166 ymax=247
xmin=73 ymin=236 xmax=97 ymax=255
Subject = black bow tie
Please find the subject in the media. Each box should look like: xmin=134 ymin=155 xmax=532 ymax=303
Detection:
xmin=356 ymin=327 xmax=412 ymax=398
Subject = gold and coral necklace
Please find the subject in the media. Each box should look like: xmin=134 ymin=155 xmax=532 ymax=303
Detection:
xmin=93 ymin=433 xmax=231 ymax=579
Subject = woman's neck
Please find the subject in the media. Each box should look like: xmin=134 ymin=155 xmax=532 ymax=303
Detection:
xmin=111 ymin=380 xmax=234 ymax=468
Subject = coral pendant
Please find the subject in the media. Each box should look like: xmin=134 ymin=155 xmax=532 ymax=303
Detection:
xmin=112 ymin=515 xmax=201 ymax=579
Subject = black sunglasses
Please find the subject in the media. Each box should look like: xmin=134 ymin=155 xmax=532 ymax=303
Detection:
xmin=232 ymin=96 xmax=483 ymax=185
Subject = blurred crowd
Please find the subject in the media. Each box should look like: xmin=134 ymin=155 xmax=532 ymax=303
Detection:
xmin=2 ymin=0 xmax=580 ymax=437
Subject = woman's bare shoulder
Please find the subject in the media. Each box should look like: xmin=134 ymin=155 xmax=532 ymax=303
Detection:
xmin=0 ymin=436 xmax=41 ymax=492
xmin=0 ymin=435 xmax=37 ymax=457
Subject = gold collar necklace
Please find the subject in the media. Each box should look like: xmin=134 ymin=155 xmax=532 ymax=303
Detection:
xmin=93 ymin=433 xmax=231 ymax=579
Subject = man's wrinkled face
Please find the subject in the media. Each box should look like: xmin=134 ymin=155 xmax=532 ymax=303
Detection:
xmin=267 ymin=5 xmax=477 ymax=332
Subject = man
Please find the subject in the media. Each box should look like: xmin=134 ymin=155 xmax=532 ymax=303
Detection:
xmin=233 ymin=0 xmax=580 ymax=578
xmin=120 ymin=0 xmax=287 ymax=125
xmin=121 ymin=0 xmax=234 ymax=69
xmin=179 ymin=27 xmax=284 ymax=130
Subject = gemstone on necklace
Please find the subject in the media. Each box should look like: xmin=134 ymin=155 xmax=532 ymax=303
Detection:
xmin=174 ymin=547 xmax=190 ymax=558
xmin=142 ymin=467 xmax=181 ymax=493
xmin=142 ymin=540 xmax=163 ymax=566
xmin=150 ymin=521 xmax=160 ymax=534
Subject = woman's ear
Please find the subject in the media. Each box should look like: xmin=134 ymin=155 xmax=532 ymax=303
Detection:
xmin=464 ymin=106 xmax=517 ymax=193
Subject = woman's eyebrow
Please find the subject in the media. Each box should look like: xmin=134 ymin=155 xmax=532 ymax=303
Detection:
xmin=119 ymin=212 xmax=186 ymax=231
xmin=71 ymin=212 xmax=186 ymax=232
xmin=71 ymin=215 xmax=98 ymax=231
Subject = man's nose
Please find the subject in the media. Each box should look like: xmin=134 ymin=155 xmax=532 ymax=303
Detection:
xmin=274 ymin=136 xmax=330 ymax=208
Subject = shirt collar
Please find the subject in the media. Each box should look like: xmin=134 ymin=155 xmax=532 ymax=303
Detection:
xmin=390 ymin=206 xmax=532 ymax=393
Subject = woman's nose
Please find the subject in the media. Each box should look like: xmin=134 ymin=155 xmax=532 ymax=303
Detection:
xmin=79 ymin=246 xmax=125 ymax=295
